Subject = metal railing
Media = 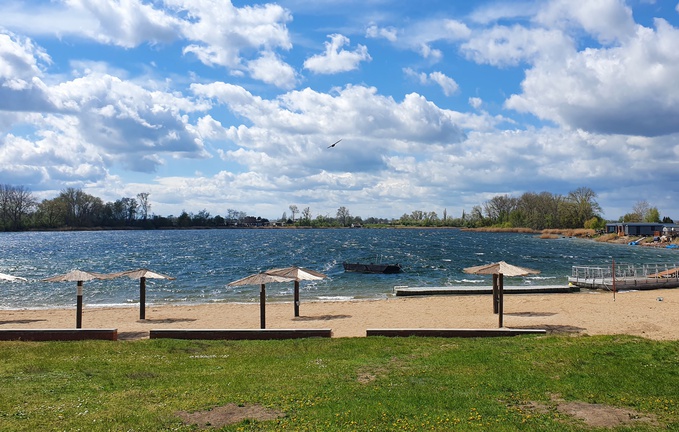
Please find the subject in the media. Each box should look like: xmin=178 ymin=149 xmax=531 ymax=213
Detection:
xmin=571 ymin=263 xmax=679 ymax=281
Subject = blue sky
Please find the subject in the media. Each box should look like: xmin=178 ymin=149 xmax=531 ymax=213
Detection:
xmin=1 ymin=0 xmax=679 ymax=221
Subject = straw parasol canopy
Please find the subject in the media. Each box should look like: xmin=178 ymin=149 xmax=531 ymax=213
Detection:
xmin=104 ymin=268 xmax=176 ymax=320
xmin=0 ymin=272 xmax=27 ymax=282
xmin=228 ymin=272 xmax=294 ymax=287
xmin=228 ymin=272 xmax=295 ymax=329
xmin=264 ymin=266 xmax=327 ymax=281
xmin=463 ymin=261 xmax=540 ymax=277
xmin=42 ymin=269 xmax=106 ymax=282
xmin=107 ymin=268 xmax=176 ymax=281
xmin=265 ymin=266 xmax=327 ymax=317
xmin=42 ymin=269 xmax=107 ymax=328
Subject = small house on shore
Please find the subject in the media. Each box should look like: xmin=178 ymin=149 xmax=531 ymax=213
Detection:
xmin=606 ymin=222 xmax=677 ymax=237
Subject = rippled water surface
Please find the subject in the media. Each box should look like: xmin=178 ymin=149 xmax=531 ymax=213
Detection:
xmin=1 ymin=229 xmax=677 ymax=308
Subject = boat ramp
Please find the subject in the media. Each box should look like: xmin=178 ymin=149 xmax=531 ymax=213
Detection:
xmin=393 ymin=285 xmax=577 ymax=297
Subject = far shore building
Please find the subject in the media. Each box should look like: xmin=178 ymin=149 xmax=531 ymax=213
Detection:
xmin=606 ymin=222 xmax=679 ymax=238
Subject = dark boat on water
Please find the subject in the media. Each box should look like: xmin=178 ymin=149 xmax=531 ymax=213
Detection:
xmin=342 ymin=261 xmax=402 ymax=274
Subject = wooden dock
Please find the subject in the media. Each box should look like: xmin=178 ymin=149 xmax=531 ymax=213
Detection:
xmin=393 ymin=285 xmax=577 ymax=297
xmin=567 ymin=277 xmax=679 ymax=290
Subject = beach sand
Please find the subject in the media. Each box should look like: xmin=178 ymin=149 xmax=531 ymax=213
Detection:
xmin=1 ymin=288 xmax=678 ymax=340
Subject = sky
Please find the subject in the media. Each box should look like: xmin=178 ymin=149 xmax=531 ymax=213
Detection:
xmin=1 ymin=0 xmax=679 ymax=222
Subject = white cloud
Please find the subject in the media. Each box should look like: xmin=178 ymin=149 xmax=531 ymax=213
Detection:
xmin=171 ymin=0 xmax=292 ymax=68
xmin=247 ymin=52 xmax=298 ymax=89
xmin=535 ymin=0 xmax=636 ymax=44
xmin=367 ymin=18 xmax=470 ymax=62
xmin=461 ymin=25 xmax=573 ymax=66
xmin=366 ymin=23 xmax=398 ymax=42
xmin=469 ymin=97 xmax=483 ymax=109
xmin=506 ymin=18 xmax=679 ymax=136
xmin=63 ymin=0 xmax=182 ymax=47
xmin=1 ymin=0 xmax=295 ymax=87
xmin=303 ymin=34 xmax=371 ymax=74
xmin=0 ymin=30 xmax=54 ymax=112
xmin=403 ymin=68 xmax=459 ymax=96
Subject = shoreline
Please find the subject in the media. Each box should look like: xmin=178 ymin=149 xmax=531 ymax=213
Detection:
xmin=2 ymin=288 xmax=678 ymax=341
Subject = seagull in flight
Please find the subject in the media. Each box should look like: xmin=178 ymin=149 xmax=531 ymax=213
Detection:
xmin=327 ymin=139 xmax=342 ymax=148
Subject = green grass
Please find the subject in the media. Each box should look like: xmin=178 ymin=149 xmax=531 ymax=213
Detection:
xmin=0 ymin=335 xmax=677 ymax=431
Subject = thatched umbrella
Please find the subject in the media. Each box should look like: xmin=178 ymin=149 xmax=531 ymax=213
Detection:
xmin=228 ymin=273 xmax=294 ymax=329
xmin=463 ymin=261 xmax=540 ymax=327
xmin=105 ymin=269 xmax=175 ymax=320
xmin=43 ymin=270 xmax=106 ymax=328
xmin=0 ymin=272 xmax=27 ymax=282
xmin=264 ymin=266 xmax=327 ymax=317
xmin=463 ymin=261 xmax=540 ymax=277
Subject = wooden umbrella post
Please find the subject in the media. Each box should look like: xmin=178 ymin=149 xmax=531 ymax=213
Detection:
xmin=294 ymin=280 xmax=300 ymax=317
xmin=498 ymin=273 xmax=504 ymax=328
xmin=492 ymin=273 xmax=499 ymax=314
xmin=612 ymin=259 xmax=616 ymax=302
xmin=139 ymin=276 xmax=146 ymax=320
xmin=260 ymin=284 xmax=266 ymax=329
xmin=76 ymin=281 xmax=83 ymax=329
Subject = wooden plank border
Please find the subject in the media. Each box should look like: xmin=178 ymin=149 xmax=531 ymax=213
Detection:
xmin=0 ymin=329 xmax=118 ymax=341
xmin=366 ymin=328 xmax=546 ymax=338
xmin=150 ymin=328 xmax=332 ymax=340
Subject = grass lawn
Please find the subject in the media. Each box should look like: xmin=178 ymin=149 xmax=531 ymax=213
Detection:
xmin=0 ymin=334 xmax=677 ymax=431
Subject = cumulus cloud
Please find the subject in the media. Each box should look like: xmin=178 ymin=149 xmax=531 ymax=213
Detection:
xmin=63 ymin=0 xmax=182 ymax=47
xmin=303 ymin=34 xmax=371 ymax=74
xmin=469 ymin=97 xmax=483 ymax=109
xmin=46 ymin=72 xmax=208 ymax=171
xmin=404 ymin=68 xmax=459 ymax=96
xmin=461 ymin=25 xmax=573 ymax=66
xmin=506 ymin=18 xmax=679 ymax=136
xmin=192 ymin=83 xmax=466 ymax=147
xmin=366 ymin=18 xmax=470 ymax=62
xmin=534 ymin=0 xmax=636 ymax=44
xmin=0 ymin=30 xmax=210 ymax=190
xmin=247 ymin=52 xmax=297 ymax=89
xmin=171 ymin=0 xmax=292 ymax=68
xmin=2 ymin=0 xmax=295 ymax=87
xmin=0 ymin=30 xmax=55 ymax=112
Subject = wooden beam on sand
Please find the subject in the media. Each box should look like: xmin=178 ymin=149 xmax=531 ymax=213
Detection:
xmin=0 ymin=329 xmax=118 ymax=341
xmin=366 ymin=328 xmax=546 ymax=338
xmin=149 ymin=329 xmax=332 ymax=340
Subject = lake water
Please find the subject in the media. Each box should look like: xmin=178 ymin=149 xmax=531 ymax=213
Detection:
xmin=1 ymin=228 xmax=677 ymax=309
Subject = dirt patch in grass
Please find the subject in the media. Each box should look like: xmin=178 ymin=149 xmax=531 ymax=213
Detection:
xmin=177 ymin=403 xmax=285 ymax=429
xmin=529 ymin=395 xmax=660 ymax=429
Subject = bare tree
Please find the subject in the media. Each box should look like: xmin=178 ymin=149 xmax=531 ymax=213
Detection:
xmin=289 ymin=204 xmax=299 ymax=221
xmin=137 ymin=192 xmax=151 ymax=220
xmin=302 ymin=207 xmax=312 ymax=224
xmin=632 ymin=200 xmax=650 ymax=222
xmin=336 ymin=206 xmax=351 ymax=226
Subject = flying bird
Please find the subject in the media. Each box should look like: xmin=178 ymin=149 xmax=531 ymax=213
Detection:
xmin=327 ymin=139 xmax=342 ymax=148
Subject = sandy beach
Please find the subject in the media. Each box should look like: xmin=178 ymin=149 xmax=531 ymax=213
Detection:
xmin=1 ymin=288 xmax=678 ymax=340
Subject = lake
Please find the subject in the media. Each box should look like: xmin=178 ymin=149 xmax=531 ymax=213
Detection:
xmin=1 ymin=228 xmax=677 ymax=308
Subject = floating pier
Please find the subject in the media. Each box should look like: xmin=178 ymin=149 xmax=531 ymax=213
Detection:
xmin=568 ymin=263 xmax=679 ymax=290
xmin=393 ymin=285 xmax=577 ymax=297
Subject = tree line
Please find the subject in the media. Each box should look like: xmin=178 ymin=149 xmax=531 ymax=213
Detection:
xmin=0 ymin=184 xmax=672 ymax=232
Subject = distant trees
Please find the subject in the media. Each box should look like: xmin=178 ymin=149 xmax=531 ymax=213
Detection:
xmin=621 ymin=200 xmax=661 ymax=223
xmin=0 ymin=184 xmax=36 ymax=230
xmin=1 ymin=182 xmax=672 ymax=232
xmin=469 ymin=187 xmax=604 ymax=230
